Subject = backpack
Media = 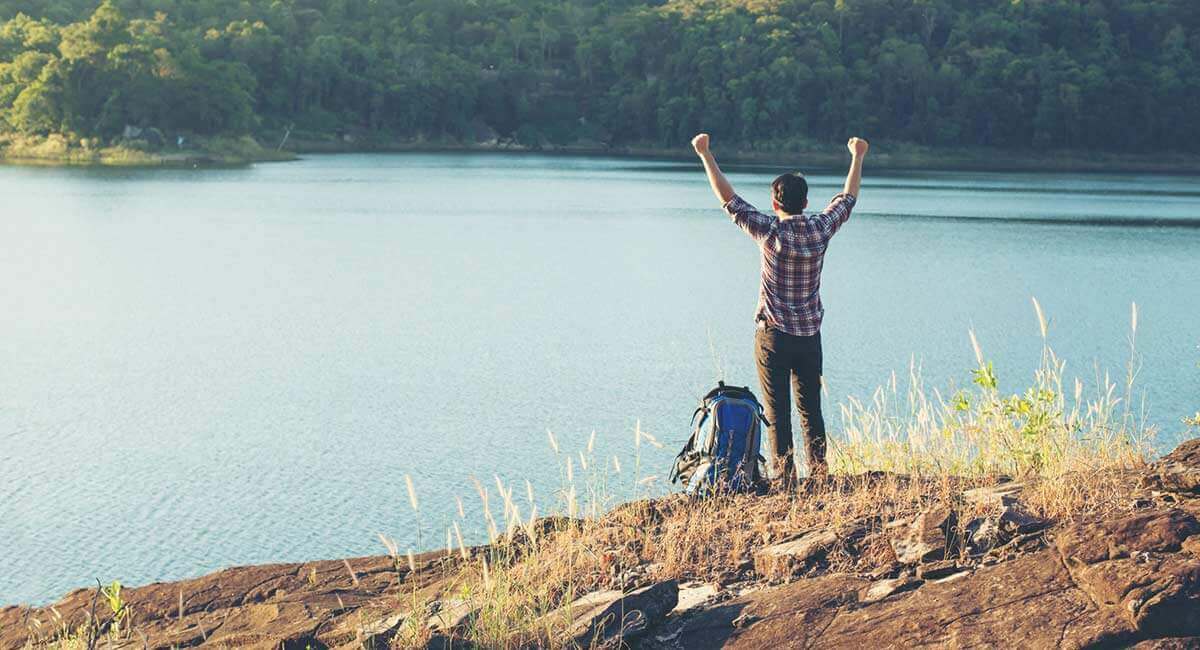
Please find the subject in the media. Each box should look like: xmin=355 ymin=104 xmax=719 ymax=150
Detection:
xmin=669 ymin=381 xmax=768 ymax=495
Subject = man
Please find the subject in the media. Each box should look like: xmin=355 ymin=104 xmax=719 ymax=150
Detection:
xmin=692 ymin=133 xmax=868 ymax=486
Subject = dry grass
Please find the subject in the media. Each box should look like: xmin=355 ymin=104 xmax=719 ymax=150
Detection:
xmin=386 ymin=299 xmax=1164 ymax=649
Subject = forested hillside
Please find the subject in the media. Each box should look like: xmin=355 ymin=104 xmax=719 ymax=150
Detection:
xmin=1 ymin=0 xmax=1198 ymax=154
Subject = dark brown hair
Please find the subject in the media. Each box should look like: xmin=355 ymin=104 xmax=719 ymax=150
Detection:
xmin=772 ymin=173 xmax=808 ymax=214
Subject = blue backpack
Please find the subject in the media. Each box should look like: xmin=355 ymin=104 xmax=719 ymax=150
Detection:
xmin=669 ymin=382 xmax=768 ymax=495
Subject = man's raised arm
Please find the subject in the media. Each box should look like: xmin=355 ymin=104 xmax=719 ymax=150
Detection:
xmin=693 ymin=132 xmax=776 ymax=242
xmin=692 ymin=133 xmax=736 ymax=205
xmin=843 ymin=137 xmax=869 ymax=198
xmin=815 ymin=137 xmax=869 ymax=238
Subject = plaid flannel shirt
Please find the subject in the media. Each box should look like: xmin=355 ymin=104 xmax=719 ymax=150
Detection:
xmin=723 ymin=192 xmax=857 ymax=337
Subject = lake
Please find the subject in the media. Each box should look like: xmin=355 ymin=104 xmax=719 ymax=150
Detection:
xmin=2 ymin=153 xmax=1198 ymax=605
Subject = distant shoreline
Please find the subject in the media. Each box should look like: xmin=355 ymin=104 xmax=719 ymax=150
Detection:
xmin=283 ymin=136 xmax=1200 ymax=175
xmin=5 ymin=132 xmax=1200 ymax=174
xmin=0 ymin=134 xmax=295 ymax=168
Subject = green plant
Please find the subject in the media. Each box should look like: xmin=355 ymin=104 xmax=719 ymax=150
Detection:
xmin=834 ymin=300 xmax=1149 ymax=480
xmin=971 ymin=361 xmax=998 ymax=391
xmin=101 ymin=580 xmax=129 ymax=636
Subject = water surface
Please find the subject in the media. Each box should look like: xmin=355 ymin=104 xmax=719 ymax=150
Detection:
xmin=2 ymin=153 xmax=1198 ymax=604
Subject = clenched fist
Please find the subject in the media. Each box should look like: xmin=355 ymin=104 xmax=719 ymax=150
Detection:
xmin=848 ymin=137 xmax=869 ymax=158
xmin=692 ymin=133 xmax=710 ymax=156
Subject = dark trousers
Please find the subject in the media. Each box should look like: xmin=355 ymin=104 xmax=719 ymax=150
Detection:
xmin=754 ymin=327 xmax=826 ymax=480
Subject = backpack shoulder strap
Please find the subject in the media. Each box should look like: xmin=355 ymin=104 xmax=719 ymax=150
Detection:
xmin=669 ymin=405 xmax=711 ymax=484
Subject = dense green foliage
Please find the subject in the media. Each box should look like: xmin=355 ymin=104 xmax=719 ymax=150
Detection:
xmin=1 ymin=0 xmax=1198 ymax=152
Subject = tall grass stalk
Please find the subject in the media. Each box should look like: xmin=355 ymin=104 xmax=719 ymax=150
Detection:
xmin=833 ymin=300 xmax=1150 ymax=482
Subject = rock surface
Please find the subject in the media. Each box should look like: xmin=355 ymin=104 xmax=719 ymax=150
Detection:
xmin=752 ymin=528 xmax=842 ymax=581
xmin=1056 ymin=509 xmax=1200 ymax=638
xmin=888 ymin=504 xmax=955 ymax=564
xmin=1144 ymin=439 xmax=1200 ymax=494
xmin=648 ymin=438 xmax=1200 ymax=650
xmin=4 ymin=438 xmax=1200 ymax=649
xmin=0 ymin=550 xmax=465 ymax=649
xmin=915 ymin=559 xmax=963 ymax=580
xmin=566 ymin=580 xmax=679 ymax=647
xmin=859 ymin=576 xmax=921 ymax=602
xmin=652 ymin=550 xmax=1140 ymax=649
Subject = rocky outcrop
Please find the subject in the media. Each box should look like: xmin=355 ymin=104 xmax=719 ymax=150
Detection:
xmin=653 ymin=509 xmax=1200 ymax=649
xmin=4 ymin=438 xmax=1199 ymax=649
xmin=888 ymin=503 xmax=956 ymax=563
xmin=752 ymin=524 xmax=863 ymax=582
xmin=0 ymin=551 xmax=464 ymax=649
xmin=649 ymin=439 xmax=1200 ymax=650
xmin=653 ymin=550 xmax=1120 ymax=649
xmin=1056 ymin=509 xmax=1200 ymax=638
xmin=564 ymin=580 xmax=679 ymax=648
xmin=649 ymin=573 xmax=867 ymax=650
xmin=1143 ymin=438 xmax=1200 ymax=494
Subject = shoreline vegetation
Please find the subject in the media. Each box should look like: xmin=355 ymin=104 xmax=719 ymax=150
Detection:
xmin=6 ymin=131 xmax=1200 ymax=174
xmin=0 ymin=132 xmax=295 ymax=167
xmin=4 ymin=303 xmax=1199 ymax=647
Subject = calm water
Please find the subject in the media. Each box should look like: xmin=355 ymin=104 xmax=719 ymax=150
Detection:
xmin=2 ymin=153 xmax=1198 ymax=605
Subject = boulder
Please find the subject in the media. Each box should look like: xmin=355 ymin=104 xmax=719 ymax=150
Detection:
xmin=1056 ymin=509 xmax=1200 ymax=638
xmin=673 ymin=582 xmax=720 ymax=613
xmin=966 ymin=516 xmax=1002 ymax=553
xmin=859 ymin=576 xmax=921 ymax=603
xmin=960 ymin=483 xmax=1044 ymax=557
xmin=558 ymin=588 xmax=622 ymax=623
xmin=566 ymin=580 xmax=678 ymax=648
xmin=1070 ymin=555 xmax=1200 ymax=637
xmin=889 ymin=505 xmax=955 ymax=564
xmin=1143 ymin=438 xmax=1200 ymax=494
xmin=997 ymin=504 xmax=1046 ymax=535
xmin=916 ymin=560 xmax=963 ymax=580
xmin=1055 ymin=509 xmax=1200 ymax=565
xmin=752 ymin=529 xmax=841 ymax=580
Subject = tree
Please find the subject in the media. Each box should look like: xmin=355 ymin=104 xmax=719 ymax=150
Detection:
xmin=9 ymin=56 xmax=63 ymax=133
xmin=0 ymin=0 xmax=1196 ymax=153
